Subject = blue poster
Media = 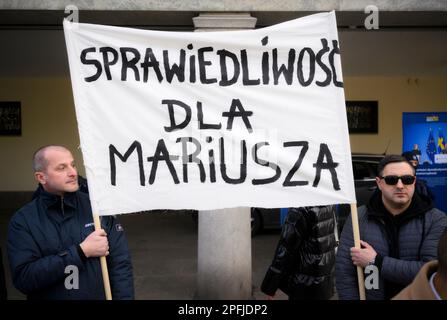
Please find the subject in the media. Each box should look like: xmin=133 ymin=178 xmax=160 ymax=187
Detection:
xmin=280 ymin=208 xmax=289 ymax=226
xmin=402 ymin=112 xmax=447 ymax=213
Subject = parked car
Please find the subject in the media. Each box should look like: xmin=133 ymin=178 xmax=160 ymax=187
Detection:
xmin=251 ymin=153 xmax=385 ymax=236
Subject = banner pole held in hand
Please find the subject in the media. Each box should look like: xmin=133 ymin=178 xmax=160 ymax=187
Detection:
xmin=93 ymin=213 xmax=112 ymax=300
xmin=350 ymin=203 xmax=366 ymax=300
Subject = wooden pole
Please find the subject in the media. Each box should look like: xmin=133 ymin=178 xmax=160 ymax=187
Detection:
xmin=93 ymin=214 xmax=113 ymax=300
xmin=350 ymin=203 xmax=366 ymax=300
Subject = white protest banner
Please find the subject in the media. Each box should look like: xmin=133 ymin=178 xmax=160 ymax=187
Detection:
xmin=64 ymin=11 xmax=356 ymax=216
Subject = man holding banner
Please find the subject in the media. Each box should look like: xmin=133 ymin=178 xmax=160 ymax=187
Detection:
xmin=7 ymin=145 xmax=134 ymax=299
xmin=336 ymin=155 xmax=447 ymax=300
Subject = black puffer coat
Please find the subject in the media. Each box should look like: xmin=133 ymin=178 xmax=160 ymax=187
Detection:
xmin=261 ymin=206 xmax=336 ymax=299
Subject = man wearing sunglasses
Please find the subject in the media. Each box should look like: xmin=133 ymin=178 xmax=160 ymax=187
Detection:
xmin=336 ymin=154 xmax=447 ymax=300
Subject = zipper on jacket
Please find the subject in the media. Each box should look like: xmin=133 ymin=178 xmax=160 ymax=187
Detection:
xmin=61 ymin=196 xmax=65 ymax=216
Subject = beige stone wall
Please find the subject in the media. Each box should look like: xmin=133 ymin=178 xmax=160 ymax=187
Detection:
xmin=0 ymin=75 xmax=446 ymax=191
xmin=345 ymin=76 xmax=447 ymax=154
xmin=2 ymin=0 xmax=447 ymax=11
xmin=0 ymin=77 xmax=84 ymax=191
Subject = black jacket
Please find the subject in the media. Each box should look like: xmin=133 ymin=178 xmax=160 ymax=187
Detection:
xmin=261 ymin=206 xmax=336 ymax=299
xmin=7 ymin=190 xmax=134 ymax=300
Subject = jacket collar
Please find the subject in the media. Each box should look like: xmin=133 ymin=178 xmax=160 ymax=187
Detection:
xmin=39 ymin=188 xmax=78 ymax=210
xmin=366 ymin=189 xmax=433 ymax=223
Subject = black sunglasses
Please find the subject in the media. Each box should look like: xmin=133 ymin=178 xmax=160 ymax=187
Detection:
xmin=380 ymin=175 xmax=416 ymax=185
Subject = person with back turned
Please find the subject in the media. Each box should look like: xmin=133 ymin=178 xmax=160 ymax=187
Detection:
xmin=261 ymin=206 xmax=337 ymax=300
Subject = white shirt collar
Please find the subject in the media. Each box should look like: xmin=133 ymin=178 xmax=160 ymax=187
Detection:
xmin=429 ymin=272 xmax=442 ymax=300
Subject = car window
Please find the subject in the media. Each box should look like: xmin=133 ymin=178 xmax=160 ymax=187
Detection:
xmin=353 ymin=161 xmax=376 ymax=180
xmin=369 ymin=163 xmax=379 ymax=177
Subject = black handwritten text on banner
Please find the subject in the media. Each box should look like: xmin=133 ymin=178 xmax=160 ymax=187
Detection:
xmin=64 ymin=11 xmax=355 ymax=215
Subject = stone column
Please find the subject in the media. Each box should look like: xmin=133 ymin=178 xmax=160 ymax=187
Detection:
xmin=194 ymin=13 xmax=256 ymax=300
xmin=197 ymin=208 xmax=252 ymax=299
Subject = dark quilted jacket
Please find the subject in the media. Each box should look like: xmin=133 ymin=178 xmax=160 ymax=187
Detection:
xmin=336 ymin=192 xmax=447 ymax=300
xmin=261 ymin=206 xmax=336 ymax=299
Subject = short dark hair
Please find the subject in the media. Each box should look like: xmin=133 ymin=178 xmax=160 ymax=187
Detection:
xmin=438 ymin=227 xmax=447 ymax=276
xmin=377 ymin=154 xmax=415 ymax=177
xmin=401 ymin=151 xmax=419 ymax=163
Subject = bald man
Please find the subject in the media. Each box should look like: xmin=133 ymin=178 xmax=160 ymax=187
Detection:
xmin=7 ymin=145 xmax=134 ymax=300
